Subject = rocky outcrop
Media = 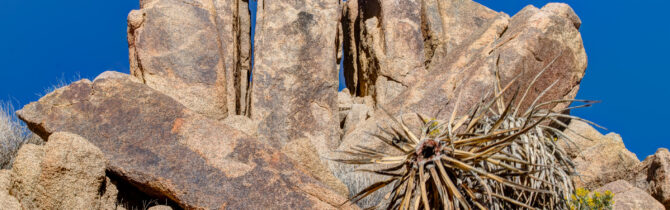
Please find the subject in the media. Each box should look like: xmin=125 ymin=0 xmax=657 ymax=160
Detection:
xmin=334 ymin=1 xmax=588 ymax=206
xmin=0 ymin=169 xmax=21 ymax=210
xmin=9 ymin=144 xmax=43 ymax=208
xmin=595 ymin=180 xmax=665 ymax=210
xmin=559 ymin=120 xmax=640 ymax=189
xmin=9 ymin=132 xmax=116 ymax=209
xmin=342 ymin=0 xmax=426 ymax=105
xmin=342 ymin=104 xmax=372 ymax=135
xmin=5 ymin=0 xmax=658 ymax=208
xmin=128 ymin=0 xmax=252 ymax=119
xmin=250 ymin=0 xmax=347 ymax=194
xmin=627 ymin=148 xmax=670 ymax=208
xmin=338 ymin=89 xmax=354 ymax=125
xmin=222 ymin=115 xmax=259 ymax=137
xmin=17 ymin=74 xmax=354 ymax=209
xmin=337 ymin=89 xmax=374 ymax=136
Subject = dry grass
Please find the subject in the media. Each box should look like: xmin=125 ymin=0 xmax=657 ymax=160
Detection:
xmin=39 ymin=73 xmax=81 ymax=97
xmin=0 ymin=102 xmax=30 ymax=169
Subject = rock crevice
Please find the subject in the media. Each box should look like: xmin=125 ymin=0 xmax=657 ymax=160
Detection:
xmin=128 ymin=0 xmax=252 ymax=119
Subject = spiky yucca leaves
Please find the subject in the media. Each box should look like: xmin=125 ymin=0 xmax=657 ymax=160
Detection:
xmin=334 ymin=70 xmax=598 ymax=209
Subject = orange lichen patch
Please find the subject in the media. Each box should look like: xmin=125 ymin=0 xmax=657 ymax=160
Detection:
xmin=171 ymin=118 xmax=184 ymax=134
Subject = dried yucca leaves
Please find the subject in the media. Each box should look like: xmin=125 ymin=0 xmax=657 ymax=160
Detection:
xmin=334 ymin=63 xmax=599 ymax=209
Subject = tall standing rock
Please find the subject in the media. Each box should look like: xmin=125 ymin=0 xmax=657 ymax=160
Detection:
xmin=251 ymin=0 xmax=347 ymax=194
xmin=342 ymin=0 xmax=426 ymax=105
xmin=128 ymin=0 xmax=252 ymax=119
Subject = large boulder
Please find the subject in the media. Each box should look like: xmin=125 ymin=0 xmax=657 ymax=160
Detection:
xmin=251 ymin=0 xmax=348 ymax=195
xmin=128 ymin=0 xmax=252 ymax=119
xmin=595 ymin=180 xmax=664 ymax=210
xmin=17 ymin=74 xmax=355 ymax=209
xmin=9 ymin=132 xmax=113 ymax=209
xmin=334 ymin=1 xmax=588 ymax=207
xmin=627 ymin=148 xmax=670 ymax=208
xmin=393 ymin=2 xmax=586 ymax=117
xmin=0 ymin=170 xmax=21 ymax=210
xmin=8 ymin=144 xmax=43 ymax=208
xmin=559 ymin=120 xmax=640 ymax=189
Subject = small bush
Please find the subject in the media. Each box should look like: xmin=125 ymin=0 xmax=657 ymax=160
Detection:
xmin=0 ymin=102 xmax=30 ymax=169
xmin=569 ymin=188 xmax=614 ymax=210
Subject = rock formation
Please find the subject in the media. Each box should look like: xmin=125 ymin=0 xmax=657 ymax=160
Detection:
xmin=595 ymin=180 xmax=665 ymax=210
xmin=128 ymin=0 xmax=252 ymax=119
xmin=559 ymin=120 xmax=640 ymax=189
xmin=17 ymin=74 xmax=353 ymax=209
xmin=7 ymin=132 xmax=119 ymax=209
xmin=627 ymin=148 xmax=670 ymax=208
xmin=0 ymin=170 xmax=21 ymax=209
xmin=334 ymin=1 xmax=588 ymax=207
xmin=250 ymin=0 xmax=347 ymax=195
xmin=0 ymin=0 xmax=665 ymax=209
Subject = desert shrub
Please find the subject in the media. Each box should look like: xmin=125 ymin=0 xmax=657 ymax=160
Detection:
xmin=568 ymin=188 xmax=614 ymax=210
xmin=334 ymin=61 xmax=597 ymax=209
xmin=0 ymin=102 xmax=30 ymax=169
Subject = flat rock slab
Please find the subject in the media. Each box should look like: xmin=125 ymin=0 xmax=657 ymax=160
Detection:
xmin=17 ymin=74 xmax=353 ymax=209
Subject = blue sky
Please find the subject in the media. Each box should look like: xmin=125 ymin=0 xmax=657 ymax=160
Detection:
xmin=0 ymin=0 xmax=668 ymax=158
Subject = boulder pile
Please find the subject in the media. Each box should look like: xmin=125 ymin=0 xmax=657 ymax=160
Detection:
xmin=0 ymin=0 xmax=665 ymax=209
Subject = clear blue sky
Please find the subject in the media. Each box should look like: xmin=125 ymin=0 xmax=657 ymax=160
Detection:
xmin=0 ymin=0 xmax=668 ymax=158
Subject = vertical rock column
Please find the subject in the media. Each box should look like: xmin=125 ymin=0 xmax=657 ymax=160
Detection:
xmin=251 ymin=0 xmax=347 ymax=195
xmin=342 ymin=0 xmax=426 ymax=105
xmin=128 ymin=0 xmax=252 ymax=119
xmin=236 ymin=0 xmax=252 ymax=116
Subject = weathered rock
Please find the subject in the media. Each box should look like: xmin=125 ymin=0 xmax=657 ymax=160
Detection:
xmin=0 ymin=169 xmax=21 ymax=210
xmin=9 ymin=132 xmax=109 ymax=209
xmin=558 ymin=120 xmax=640 ymax=189
xmin=342 ymin=0 xmax=425 ymax=104
xmin=251 ymin=0 xmax=346 ymax=193
xmin=148 ymin=205 xmax=173 ymax=210
xmin=399 ymin=3 xmax=585 ymax=117
xmin=25 ymin=133 xmax=45 ymax=146
xmin=222 ymin=115 xmax=258 ymax=137
xmin=128 ymin=0 xmax=252 ymax=119
xmin=338 ymin=89 xmax=354 ymax=125
xmin=335 ymin=1 xmax=588 ymax=207
xmin=342 ymin=0 xmax=426 ymax=105
xmin=9 ymin=144 xmax=43 ymax=209
xmin=342 ymin=104 xmax=372 ymax=135
xmin=94 ymin=71 xmax=139 ymax=82
xmin=99 ymin=177 xmax=121 ymax=210
xmin=17 ymin=75 xmax=356 ymax=209
xmin=38 ymin=132 xmax=107 ymax=209
xmin=595 ymin=180 xmax=664 ymax=210
xmin=627 ymin=148 xmax=670 ymax=208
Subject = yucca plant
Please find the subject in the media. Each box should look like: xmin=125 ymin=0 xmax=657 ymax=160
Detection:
xmin=335 ymin=58 xmax=599 ymax=209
